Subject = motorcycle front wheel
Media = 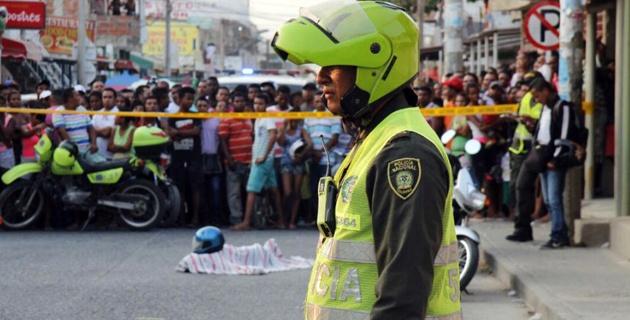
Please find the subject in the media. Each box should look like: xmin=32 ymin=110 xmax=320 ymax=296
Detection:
xmin=0 ymin=180 xmax=46 ymax=230
xmin=116 ymin=179 xmax=165 ymax=231
xmin=458 ymin=236 xmax=479 ymax=290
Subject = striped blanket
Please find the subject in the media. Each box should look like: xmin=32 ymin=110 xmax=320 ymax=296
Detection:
xmin=176 ymin=239 xmax=313 ymax=275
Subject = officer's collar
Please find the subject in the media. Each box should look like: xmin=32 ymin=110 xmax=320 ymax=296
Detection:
xmin=352 ymin=87 xmax=417 ymax=139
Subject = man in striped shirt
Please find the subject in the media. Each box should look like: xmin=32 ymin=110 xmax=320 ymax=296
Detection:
xmin=219 ymin=93 xmax=253 ymax=225
xmin=53 ymin=88 xmax=97 ymax=154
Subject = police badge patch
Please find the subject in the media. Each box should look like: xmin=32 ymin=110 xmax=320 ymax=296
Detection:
xmin=387 ymin=158 xmax=421 ymax=200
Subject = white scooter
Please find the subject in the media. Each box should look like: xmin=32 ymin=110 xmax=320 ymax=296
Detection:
xmin=441 ymin=130 xmax=484 ymax=291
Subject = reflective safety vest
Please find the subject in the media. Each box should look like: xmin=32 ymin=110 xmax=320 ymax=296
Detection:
xmin=305 ymin=108 xmax=462 ymax=320
xmin=509 ymin=92 xmax=543 ymax=154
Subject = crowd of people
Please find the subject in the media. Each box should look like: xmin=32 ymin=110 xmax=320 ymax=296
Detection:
xmin=0 ymin=48 xmax=593 ymax=246
xmin=0 ymin=76 xmax=352 ymax=231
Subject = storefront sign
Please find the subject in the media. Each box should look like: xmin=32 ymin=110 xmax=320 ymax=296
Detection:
xmin=143 ymin=21 xmax=198 ymax=57
xmin=0 ymin=0 xmax=46 ymax=29
xmin=39 ymin=16 xmax=95 ymax=56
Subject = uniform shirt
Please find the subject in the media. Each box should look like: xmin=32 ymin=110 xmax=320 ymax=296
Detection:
xmin=351 ymin=94 xmax=447 ymax=318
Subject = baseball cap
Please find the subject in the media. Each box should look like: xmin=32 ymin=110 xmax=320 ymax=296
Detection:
xmin=443 ymin=76 xmax=463 ymax=92
xmin=74 ymin=84 xmax=87 ymax=94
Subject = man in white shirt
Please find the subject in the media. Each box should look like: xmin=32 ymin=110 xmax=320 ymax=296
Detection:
xmin=92 ymin=88 xmax=119 ymax=160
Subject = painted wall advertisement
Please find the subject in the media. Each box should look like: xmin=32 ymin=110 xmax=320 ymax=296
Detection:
xmin=143 ymin=21 xmax=198 ymax=58
xmin=40 ymin=16 xmax=95 ymax=56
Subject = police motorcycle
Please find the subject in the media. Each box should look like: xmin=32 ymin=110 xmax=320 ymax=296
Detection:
xmin=441 ymin=129 xmax=483 ymax=290
xmin=0 ymin=126 xmax=173 ymax=231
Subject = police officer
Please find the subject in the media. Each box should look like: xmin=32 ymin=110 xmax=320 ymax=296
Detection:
xmin=272 ymin=1 xmax=461 ymax=319
xmin=506 ymin=72 xmax=543 ymax=220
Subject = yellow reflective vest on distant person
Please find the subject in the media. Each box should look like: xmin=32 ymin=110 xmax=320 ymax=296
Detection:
xmin=509 ymin=92 xmax=543 ymax=154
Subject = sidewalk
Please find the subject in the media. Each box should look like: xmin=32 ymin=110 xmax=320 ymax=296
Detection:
xmin=474 ymin=219 xmax=630 ymax=320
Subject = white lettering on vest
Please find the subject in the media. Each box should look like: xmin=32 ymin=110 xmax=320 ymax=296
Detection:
xmin=338 ymin=268 xmax=362 ymax=303
xmin=314 ymin=263 xmax=330 ymax=297
xmin=330 ymin=265 xmax=340 ymax=300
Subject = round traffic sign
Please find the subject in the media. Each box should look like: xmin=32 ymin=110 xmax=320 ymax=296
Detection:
xmin=524 ymin=1 xmax=560 ymax=51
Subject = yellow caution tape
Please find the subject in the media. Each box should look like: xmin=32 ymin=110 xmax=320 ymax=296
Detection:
xmin=0 ymin=101 xmax=592 ymax=119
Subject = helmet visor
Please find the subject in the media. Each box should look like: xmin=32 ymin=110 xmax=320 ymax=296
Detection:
xmin=299 ymin=0 xmax=376 ymax=43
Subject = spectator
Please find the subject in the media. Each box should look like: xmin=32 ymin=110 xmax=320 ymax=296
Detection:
xmin=133 ymin=85 xmax=150 ymax=104
xmin=53 ymin=88 xmax=97 ymax=154
xmin=508 ymin=79 xmax=574 ymax=249
xmin=141 ymin=96 xmax=160 ymax=127
xmin=109 ymin=0 xmax=122 ymax=15
xmin=124 ymin=0 xmax=135 ymax=15
xmin=93 ymin=88 xmax=119 ymax=159
xmin=247 ymin=84 xmax=261 ymax=105
xmin=232 ymin=94 xmax=286 ymax=230
xmin=216 ymin=86 xmax=230 ymax=107
xmin=219 ymin=92 xmax=253 ymax=225
xmin=417 ymin=85 xmax=444 ymax=135
xmin=0 ymin=104 xmax=16 ymax=175
xmin=7 ymin=91 xmax=24 ymax=164
xmin=463 ymin=72 xmax=479 ymax=90
xmin=91 ymin=80 xmax=105 ymax=93
xmin=432 ymin=82 xmax=443 ymax=106
xmin=277 ymin=107 xmax=312 ymax=229
xmin=198 ymin=98 xmax=224 ymax=226
xmin=88 ymin=91 xmax=103 ymax=111
xmin=36 ymin=80 xmax=51 ymax=99
xmin=498 ymin=70 xmax=511 ymax=90
xmin=304 ymin=93 xmax=340 ymax=223
xmin=481 ymin=71 xmax=498 ymax=93
xmin=290 ymin=92 xmax=304 ymax=112
xmin=301 ymin=82 xmax=317 ymax=111
xmin=206 ymin=77 xmax=219 ymax=106
xmin=260 ymin=81 xmax=276 ymax=99
xmin=108 ymin=105 xmax=136 ymax=160
xmin=166 ymin=87 xmax=202 ymax=227
xmin=12 ymin=92 xmax=45 ymax=163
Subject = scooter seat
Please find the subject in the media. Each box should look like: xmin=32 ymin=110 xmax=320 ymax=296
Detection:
xmin=78 ymin=157 xmax=130 ymax=173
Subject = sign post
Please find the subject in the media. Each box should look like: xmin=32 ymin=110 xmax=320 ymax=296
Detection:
xmin=524 ymin=1 xmax=561 ymax=51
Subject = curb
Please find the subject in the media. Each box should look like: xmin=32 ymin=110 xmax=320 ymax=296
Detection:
xmin=480 ymin=243 xmax=581 ymax=320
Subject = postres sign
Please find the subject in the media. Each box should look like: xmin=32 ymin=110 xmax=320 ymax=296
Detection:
xmin=0 ymin=1 xmax=46 ymax=30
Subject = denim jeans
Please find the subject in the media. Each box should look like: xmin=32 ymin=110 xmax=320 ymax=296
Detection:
xmin=226 ymin=162 xmax=250 ymax=224
xmin=540 ymin=168 xmax=569 ymax=242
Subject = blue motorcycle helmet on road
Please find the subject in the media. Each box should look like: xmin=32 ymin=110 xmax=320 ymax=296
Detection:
xmin=192 ymin=226 xmax=225 ymax=254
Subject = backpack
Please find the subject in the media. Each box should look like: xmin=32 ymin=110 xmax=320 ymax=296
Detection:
xmin=553 ymin=100 xmax=589 ymax=168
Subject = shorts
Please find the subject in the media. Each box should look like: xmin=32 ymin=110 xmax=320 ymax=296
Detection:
xmin=281 ymin=162 xmax=305 ymax=175
xmin=246 ymin=159 xmax=277 ymax=193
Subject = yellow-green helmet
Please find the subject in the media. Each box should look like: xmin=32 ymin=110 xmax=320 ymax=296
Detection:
xmin=272 ymin=0 xmax=418 ymax=119
xmin=53 ymin=141 xmax=78 ymax=168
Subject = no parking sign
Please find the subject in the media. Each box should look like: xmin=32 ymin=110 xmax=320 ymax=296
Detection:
xmin=524 ymin=1 xmax=560 ymax=51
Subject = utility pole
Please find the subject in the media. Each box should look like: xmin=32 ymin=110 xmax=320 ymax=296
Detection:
xmin=165 ymin=0 xmax=172 ymax=78
xmin=416 ymin=0 xmax=425 ymax=83
xmin=558 ymin=0 xmax=585 ymax=241
xmin=218 ymin=19 xmax=225 ymax=72
xmin=443 ymin=0 xmax=464 ymax=74
xmin=77 ymin=0 xmax=87 ymax=85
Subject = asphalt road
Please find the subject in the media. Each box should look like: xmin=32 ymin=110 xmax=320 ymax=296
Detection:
xmin=0 ymin=229 xmax=527 ymax=320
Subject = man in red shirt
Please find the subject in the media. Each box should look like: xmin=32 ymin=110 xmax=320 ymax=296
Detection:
xmin=218 ymin=92 xmax=253 ymax=225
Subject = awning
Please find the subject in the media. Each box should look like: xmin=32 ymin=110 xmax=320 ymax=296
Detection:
xmin=1 ymin=37 xmax=27 ymax=59
xmin=1 ymin=37 xmax=43 ymax=61
xmin=130 ymin=54 xmax=154 ymax=71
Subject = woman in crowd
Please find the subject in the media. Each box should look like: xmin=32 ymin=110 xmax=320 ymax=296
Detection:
xmin=278 ymin=109 xmax=312 ymax=229
xmin=108 ymin=105 xmax=136 ymax=160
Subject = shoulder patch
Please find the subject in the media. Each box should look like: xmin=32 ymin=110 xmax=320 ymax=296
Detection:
xmin=387 ymin=158 xmax=421 ymax=200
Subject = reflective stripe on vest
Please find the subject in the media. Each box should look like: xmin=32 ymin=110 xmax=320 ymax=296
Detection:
xmin=306 ymin=303 xmax=463 ymax=320
xmin=321 ymin=238 xmax=459 ymax=266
